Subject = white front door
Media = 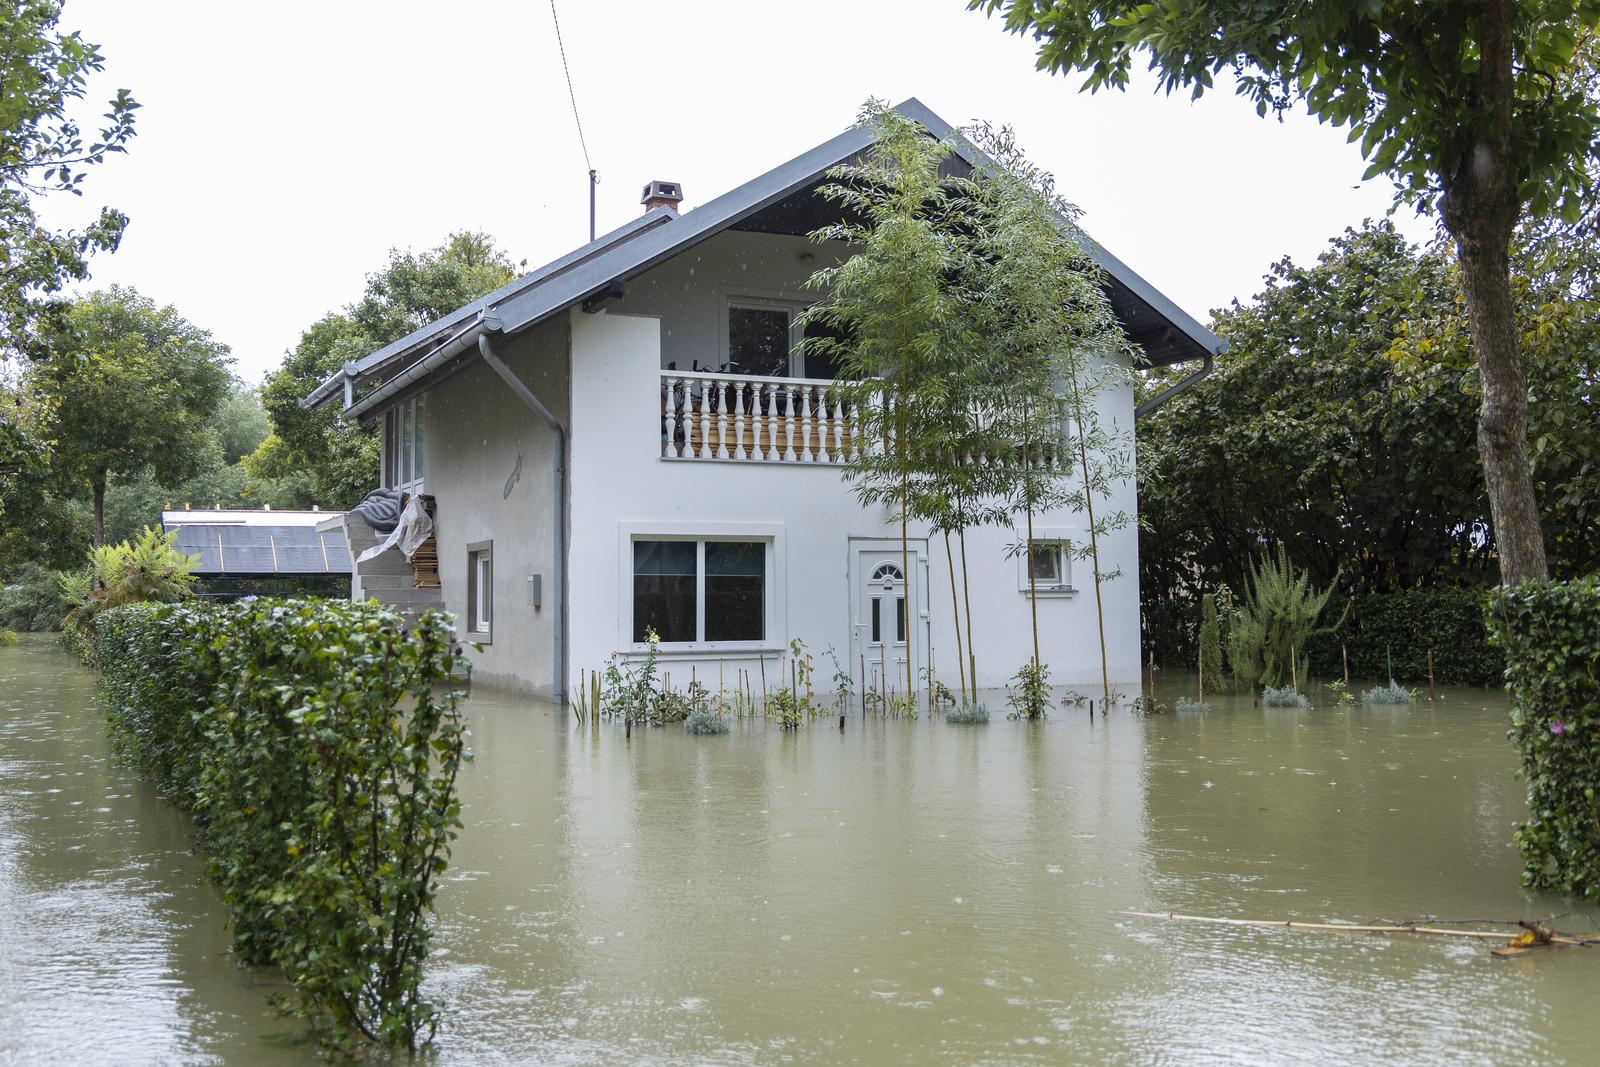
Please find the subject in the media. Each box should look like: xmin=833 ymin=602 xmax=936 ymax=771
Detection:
xmin=849 ymin=538 xmax=928 ymax=699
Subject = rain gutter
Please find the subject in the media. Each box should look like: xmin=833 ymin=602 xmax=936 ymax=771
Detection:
xmin=1135 ymin=351 xmax=1215 ymax=419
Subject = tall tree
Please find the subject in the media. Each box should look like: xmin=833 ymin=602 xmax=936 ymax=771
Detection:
xmin=960 ymin=122 xmax=1131 ymax=708
xmin=971 ymin=0 xmax=1600 ymax=585
xmin=804 ymin=102 xmax=968 ymax=702
xmin=259 ymin=232 xmax=520 ymax=508
xmin=32 ymin=287 xmax=229 ymax=545
xmin=0 ymin=0 xmax=138 ymax=360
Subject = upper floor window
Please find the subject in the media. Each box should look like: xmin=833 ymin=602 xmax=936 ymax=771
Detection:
xmin=723 ymin=296 xmax=837 ymax=380
xmin=383 ymin=396 xmax=426 ymax=491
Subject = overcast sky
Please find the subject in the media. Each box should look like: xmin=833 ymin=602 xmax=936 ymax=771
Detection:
xmin=42 ymin=0 xmax=1437 ymax=384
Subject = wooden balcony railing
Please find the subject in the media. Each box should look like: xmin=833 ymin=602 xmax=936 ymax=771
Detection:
xmin=660 ymin=371 xmax=855 ymax=464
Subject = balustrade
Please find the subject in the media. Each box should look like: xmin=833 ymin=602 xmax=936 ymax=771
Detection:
xmin=660 ymin=371 xmax=854 ymax=464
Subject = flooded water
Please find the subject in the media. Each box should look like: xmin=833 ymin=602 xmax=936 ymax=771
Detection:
xmin=2 ymin=632 xmax=1596 ymax=1065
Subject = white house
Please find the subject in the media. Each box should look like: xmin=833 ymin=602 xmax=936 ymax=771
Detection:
xmin=302 ymin=100 xmax=1221 ymax=702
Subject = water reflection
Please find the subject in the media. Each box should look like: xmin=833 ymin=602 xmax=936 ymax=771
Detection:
xmin=2 ymin=637 xmax=1594 ymax=1065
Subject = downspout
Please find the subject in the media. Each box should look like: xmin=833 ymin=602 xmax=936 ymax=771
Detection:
xmin=1134 ymin=351 xmax=1214 ymax=419
xmin=477 ymin=325 xmax=568 ymax=706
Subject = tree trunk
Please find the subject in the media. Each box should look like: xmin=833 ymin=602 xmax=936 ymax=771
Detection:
xmin=1438 ymin=0 xmax=1548 ymax=586
xmin=92 ymin=476 xmax=106 ymax=549
xmin=958 ymin=527 xmax=977 ymax=702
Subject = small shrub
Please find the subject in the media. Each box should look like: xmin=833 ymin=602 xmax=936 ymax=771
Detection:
xmin=1129 ymin=695 xmax=1166 ymax=715
xmin=1059 ymin=689 xmax=1087 ymax=708
xmin=944 ymin=701 xmax=990 ymax=724
xmin=0 ymin=629 xmax=17 ymax=646
xmin=684 ymin=706 xmax=729 ymax=735
xmin=1173 ymin=696 xmax=1210 ymax=713
xmin=1262 ymin=685 xmax=1310 ymax=709
xmin=1324 ymin=678 xmax=1356 ymax=706
xmin=769 ymin=688 xmax=802 ymax=730
xmin=1361 ymin=680 xmax=1414 ymax=705
xmin=1487 ymin=579 xmax=1600 ymax=900
xmin=1006 ymin=660 xmax=1051 ymax=720
xmin=60 ymin=527 xmax=197 ymax=662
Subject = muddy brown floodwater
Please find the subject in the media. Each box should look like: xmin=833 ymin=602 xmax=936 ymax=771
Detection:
xmin=2 ymin=632 xmax=1597 ymax=1065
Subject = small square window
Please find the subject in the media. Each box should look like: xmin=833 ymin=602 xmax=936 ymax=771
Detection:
xmin=1019 ymin=538 xmax=1072 ymax=593
xmin=467 ymin=542 xmax=492 ymax=639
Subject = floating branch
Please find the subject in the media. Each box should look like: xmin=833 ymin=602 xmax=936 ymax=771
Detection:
xmin=1120 ymin=911 xmax=1597 ymax=955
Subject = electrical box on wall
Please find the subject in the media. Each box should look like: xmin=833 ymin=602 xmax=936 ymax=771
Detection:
xmin=527 ymin=574 xmax=542 ymax=610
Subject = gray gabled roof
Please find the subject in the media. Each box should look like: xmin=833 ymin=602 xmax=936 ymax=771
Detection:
xmin=306 ymin=97 xmax=1223 ymax=417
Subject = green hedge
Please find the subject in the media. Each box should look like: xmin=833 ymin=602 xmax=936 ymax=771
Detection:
xmin=1487 ymin=580 xmax=1600 ymax=902
xmin=1302 ymin=587 xmax=1502 ymax=686
xmin=96 ymin=599 xmax=472 ymax=1053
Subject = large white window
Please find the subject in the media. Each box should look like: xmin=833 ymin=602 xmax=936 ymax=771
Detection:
xmin=383 ymin=396 xmax=426 ymax=491
xmin=632 ymin=539 xmax=766 ymax=645
xmin=467 ymin=541 xmax=492 ymax=640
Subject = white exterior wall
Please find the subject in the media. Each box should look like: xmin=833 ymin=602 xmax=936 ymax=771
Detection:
xmin=566 ymin=231 xmax=1143 ymax=694
xmin=421 ymin=318 xmax=569 ymax=696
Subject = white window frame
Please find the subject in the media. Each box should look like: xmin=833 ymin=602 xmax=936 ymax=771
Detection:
xmin=467 ymin=541 xmax=492 ymax=641
xmin=1016 ymin=529 xmax=1077 ymax=596
xmin=618 ymin=521 xmax=786 ymax=654
xmin=719 ymin=288 xmax=817 ymax=378
xmin=384 ymin=396 xmax=426 ymax=493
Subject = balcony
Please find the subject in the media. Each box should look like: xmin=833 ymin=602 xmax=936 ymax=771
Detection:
xmin=660 ymin=370 xmax=855 ymax=464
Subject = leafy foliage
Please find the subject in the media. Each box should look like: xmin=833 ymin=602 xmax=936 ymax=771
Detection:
xmin=59 ymin=526 xmax=196 ymax=659
xmin=258 ymin=232 xmax=519 ymax=508
xmin=1173 ymin=696 xmax=1210 ymax=713
xmin=95 ymin=599 xmax=472 ymax=1051
xmin=1224 ymin=547 xmax=1343 ymax=691
xmin=1139 ymin=223 xmax=1485 ymax=662
xmin=971 ymin=1 xmax=1600 ymax=219
xmin=1487 ymin=579 xmax=1600 ymax=900
xmin=1005 ymin=659 xmax=1051 ymax=720
xmin=0 ymin=0 xmax=138 ymax=359
xmin=30 ymin=287 xmax=231 ymax=544
xmin=0 ymin=560 xmax=66 ymax=631
xmin=1304 ymin=587 xmax=1504 ymax=688
xmin=973 ymin=0 xmax=1600 ymax=585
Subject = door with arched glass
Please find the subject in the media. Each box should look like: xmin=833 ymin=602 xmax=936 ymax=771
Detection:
xmin=849 ymin=538 xmax=928 ymax=702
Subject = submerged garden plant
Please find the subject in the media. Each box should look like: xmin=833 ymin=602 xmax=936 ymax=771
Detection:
xmin=1225 ymin=547 xmax=1344 ymax=693
xmin=1006 ymin=659 xmax=1051 ymax=720
xmin=945 ymin=701 xmax=991 ymax=724
xmin=1262 ymin=685 xmax=1311 ymax=709
xmin=1361 ymin=680 xmax=1415 ymax=705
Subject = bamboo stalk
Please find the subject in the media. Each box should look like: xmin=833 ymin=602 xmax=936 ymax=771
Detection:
xmin=944 ymin=529 xmax=967 ymax=700
xmin=1342 ymin=643 xmax=1349 ymax=687
xmin=759 ymin=655 xmax=767 ymax=716
xmin=1428 ymin=650 xmax=1437 ymax=702
xmin=1120 ymin=911 xmax=1587 ymax=945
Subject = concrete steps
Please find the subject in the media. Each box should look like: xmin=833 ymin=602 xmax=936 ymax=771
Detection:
xmin=329 ymin=511 xmax=445 ymax=613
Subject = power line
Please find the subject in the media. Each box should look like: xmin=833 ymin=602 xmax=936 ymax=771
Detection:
xmin=549 ymin=0 xmax=592 ymax=173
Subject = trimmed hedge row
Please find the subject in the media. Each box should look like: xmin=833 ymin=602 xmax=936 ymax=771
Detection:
xmin=1305 ymin=586 xmax=1503 ymax=687
xmin=96 ymin=599 xmax=472 ymax=1053
xmin=1487 ymin=580 xmax=1600 ymax=902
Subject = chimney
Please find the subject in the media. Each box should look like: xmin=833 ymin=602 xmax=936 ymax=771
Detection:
xmin=641 ymin=180 xmax=683 ymax=214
